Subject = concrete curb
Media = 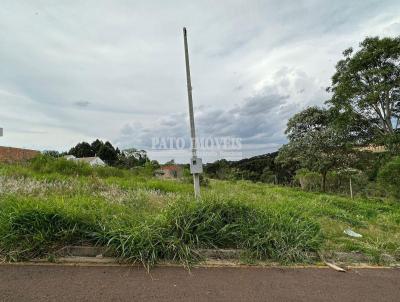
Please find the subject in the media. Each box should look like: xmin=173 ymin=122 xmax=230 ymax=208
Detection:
xmin=2 ymin=246 xmax=398 ymax=269
xmin=1 ymin=259 xmax=398 ymax=269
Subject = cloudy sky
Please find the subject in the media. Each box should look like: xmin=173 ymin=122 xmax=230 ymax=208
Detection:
xmin=1 ymin=1 xmax=399 ymax=162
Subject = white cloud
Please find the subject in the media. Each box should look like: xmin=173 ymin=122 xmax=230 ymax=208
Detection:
xmin=0 ymin=0 xmax=399 ymax=162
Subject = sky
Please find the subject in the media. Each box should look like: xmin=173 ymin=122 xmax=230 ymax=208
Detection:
xmin=1 ymin=0 xmax=400 ymax=163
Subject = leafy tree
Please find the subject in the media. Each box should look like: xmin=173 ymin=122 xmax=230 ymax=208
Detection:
xmin=91 ymin=139 xmax=104 ymax=155
xmin=204 ymin=159 xmax=233 ymax=180
xmin=68 ymin=142 xmax=95 ymax=158
xmin=116 ymin=148 xmax=149 ymax=168
xmin=327 ymin=36 xmax=400 ymax=144
xmin=277 ymin=107 xmax=356 ymax=191
xmin=97 ymin=142 xmax=118 ymax=165
xmin=69 ymin=140 xmax=123 ymax=166
xmin=42 ymin=150 xmax=65 ymax=158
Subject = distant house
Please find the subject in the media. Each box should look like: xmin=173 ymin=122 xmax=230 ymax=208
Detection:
xmin=64 ymin=155 xmax=106 ymax=166
xmin=0 ymin=146 xmax=39 ymax=163
xmin=155 ymin=165 xmax=183 ymax=179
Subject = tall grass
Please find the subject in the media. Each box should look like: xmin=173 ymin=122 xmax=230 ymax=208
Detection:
xmin=0 ymin=160 xmax=399 ymax=265
xmin=0 ymin=195 xmax=322 ymax=265
xmin=0 ymin=155 xmax=127 ymax=179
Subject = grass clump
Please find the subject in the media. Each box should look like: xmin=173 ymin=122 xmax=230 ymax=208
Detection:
xmin=0 ymin=195 xmax=132 ymax=261
xmin=7 ymin=155 xmax=127 ymax=179
xmin=161 ymin=199 xmax=322 ymax=262
xmin=94 ymin=199 xmax=322 ymax=266
xmin=0 ymin=195 xmax=322 ymax=266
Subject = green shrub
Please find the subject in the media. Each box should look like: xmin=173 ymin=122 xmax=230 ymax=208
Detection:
xmin=165 ymin=200 xmax=322 ymax=262
xmin=295 ymin=169 xmax=321 ymax=191
xmin=378 ymin=157 xmax=400 ymax=200
xmin=30 ymin=155 xmax=92 ymax=176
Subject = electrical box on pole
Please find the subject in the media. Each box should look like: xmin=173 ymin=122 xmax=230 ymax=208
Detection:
xmin=183 ymin=27 xmax=202 ymax=198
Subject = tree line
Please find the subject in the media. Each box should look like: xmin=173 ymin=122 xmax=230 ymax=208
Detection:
xmin=205 ymin=36 xmax=400 ymax=199
xmin=45 ymin=139 xmax=158 ymax=169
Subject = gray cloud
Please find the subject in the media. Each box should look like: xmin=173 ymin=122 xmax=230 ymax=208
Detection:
xmin=0 ymin=0 xmax=399 ymax=160
xmin=73 ymin=101 xmax=90 ymax=107
xmin=116 ymin=66 xmax=331 ymax=161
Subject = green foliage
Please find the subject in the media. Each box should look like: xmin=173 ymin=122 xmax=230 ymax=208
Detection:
xmin=42 ymin=150 xmax=65 ymax=158
xmin=97 ymin=142 xmax=118 ymax=165
xmin=116 ymin=148 xmax=150 ymax=169
xmin=277 ymin=107 xmax=356 ymax=191
xmin=158 ymin=199 xmax=322 ymax=263
xmin=0 ymin=195 xmax=322 ymax=265
xmin=378 ymin=157 xmax=400 ymax=200
xmin=204 ymin=153 xmax=295 ymax=184
xmin=295 ymin=169 xmax=322 ymax=191
xmin=68 ymin=140 xmax=148 ymax=168
xmin=327 ymin=36 xmax=400 ymax=141
xmin=30 ymin=155 xmax=92 ymax=176
xmin=69 ymin=142 xmax=95 ymax=158
xmin=1 ymin=156 xmax=400 ymax=266
xmin=0 ymin=195 xmax=131 ymax=260
xmin=182 ymin=167 xmax=210 ymax=187
xmin=27 ymin=155 xmax=125 ymax=178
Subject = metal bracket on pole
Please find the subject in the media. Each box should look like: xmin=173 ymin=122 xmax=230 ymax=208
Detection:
xmin=183 ymin=27 xmax=202 ymax=198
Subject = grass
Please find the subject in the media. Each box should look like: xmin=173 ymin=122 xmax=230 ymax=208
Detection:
xmin=0 ymin=157 xmax=399 ymax=266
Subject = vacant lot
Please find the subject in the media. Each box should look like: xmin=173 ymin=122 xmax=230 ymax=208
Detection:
xmin=0 ymin=157 xmax=399 ymax=266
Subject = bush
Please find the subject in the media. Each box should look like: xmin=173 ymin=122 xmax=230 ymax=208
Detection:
xmin=295 ymin=169 xmax=321 ymax=191
xmin=378 ymin=157 xmax=400 ymax=200
xmin=28 ymin=155 xmax=126 ymax=178
xmin=30 ymin=155 xmax=91 ymax=176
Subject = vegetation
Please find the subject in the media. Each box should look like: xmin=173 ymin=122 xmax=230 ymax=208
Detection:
xmin=204 ymin=153 xmax=296 ymax=184
xmin=1 ymin=36 xmax=399 ymax=267
xmin=327 ymin=36 xmax=400 ymax=141
xmin=205 ymin=36 xmax=400 ymax=198
xmin=378 ymin=157 xmax=400 ymax=199
xmin=47 ymin=139 xmax=152 ymax=168
xmin=0 ymin=157 xmax=399 ymax=266
xmin=276 ymin=107 xmax=357 ymax=191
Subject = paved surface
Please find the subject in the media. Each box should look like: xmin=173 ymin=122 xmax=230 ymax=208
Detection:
xmin=0 ymin=264 xmax=399 ymax=301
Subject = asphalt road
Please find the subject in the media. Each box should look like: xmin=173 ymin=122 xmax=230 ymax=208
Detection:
xmin=0 ymin=264 xmax=399 ymax=302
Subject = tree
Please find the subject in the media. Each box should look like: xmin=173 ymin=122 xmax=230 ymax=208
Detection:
xmin=277 ymin=107 xmax=356 ymax=191
xmin=116 ymin=148 xmax=149 ymax=168
xmin=42 ymin=150 xmax=65 ymax=158
xmin=91 ymin=139 xmax=104 ymax=155
xmin=97 ymin=142 xmax=118 ymax=165
xmin=68 ymin=142 xmax=95 ymax=158
xmin=327 ymin=36 xmax=400 ymax=142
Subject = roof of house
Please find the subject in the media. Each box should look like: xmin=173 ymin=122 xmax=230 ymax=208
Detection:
xmin=75 ymin=156 xmax=104 ymax=163
xmin=160 ymin=165 xmax=182 ymax=171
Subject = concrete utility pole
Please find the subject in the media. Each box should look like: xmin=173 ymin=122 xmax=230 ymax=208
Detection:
xmin=183 ymin=27 xmax=202 ymax=198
